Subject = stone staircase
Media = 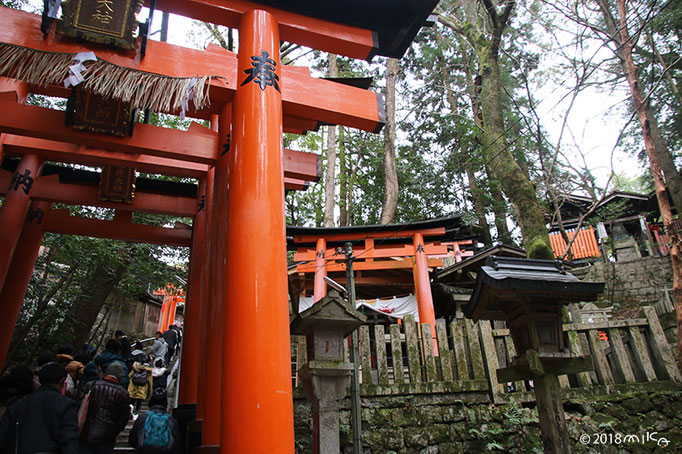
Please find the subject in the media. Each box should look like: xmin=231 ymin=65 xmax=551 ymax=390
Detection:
xmin=114 ymin=402 xmax=148 ymax=453
xmin=114 ymin=355 xmax=180 ymax=453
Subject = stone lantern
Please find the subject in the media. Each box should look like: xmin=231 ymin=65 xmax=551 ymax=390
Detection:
xmin=290 ymin=289 xmax=367 ymax=454
xmin=464 ymin=256 xmax=604 ymax=454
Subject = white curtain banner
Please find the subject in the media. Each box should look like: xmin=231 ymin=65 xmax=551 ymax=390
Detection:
xmin=298 ymin=294 xmax=419 ymax=322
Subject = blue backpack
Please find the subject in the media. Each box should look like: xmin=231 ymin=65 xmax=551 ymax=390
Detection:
xmin=142 ymin=410 xmax=173 ymax=449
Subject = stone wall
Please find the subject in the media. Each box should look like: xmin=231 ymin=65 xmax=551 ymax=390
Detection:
xmin=577 ymin=256 xmax=673 ymax=310
xmin=294 ymin=388 xmax=682 ymax=453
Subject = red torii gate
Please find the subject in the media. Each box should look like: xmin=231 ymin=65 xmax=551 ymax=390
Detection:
xmin=0 ymin=1 xmax=439 ymax=452
xmin=153 ymin=284 xmax=186 ymax=332
xmin=289 ymin=217 xmax=476 ymax=353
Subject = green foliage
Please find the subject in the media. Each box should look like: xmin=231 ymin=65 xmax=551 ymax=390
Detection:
xmin=26 ymin=94 xmax=67 ymax=110
xmin=0 ymin=0 xmax=28 ymax=9
xmin=468 ymin=427 xmax=482 ymax=438
xmin=9 ymin=217 xmax=185 ymax=363
xmin=591 ymin=199 xmax=630 ymax=224
xmin=610 ymin=171 xmax=654 ymax=193
xmin=502 ymin=406 xmax=522 ymax=427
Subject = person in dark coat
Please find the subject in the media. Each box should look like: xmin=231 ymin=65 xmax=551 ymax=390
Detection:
xmin=0 ymin=367 xmax=35 ymax=419
xmin=0 ymin=362 xmax=79 ymax=454
xmin=170 ymin=325 xmax=182 ymax=358
xmin=162 ymin=327 xmax=178 ymax=365
xmin=76 ymin=343 xmax=99 ymax=383
xmin=94 ymin=339 xmax=129 ymax=388
xmin=79 ymin=362 xmax=131 ymax=454
xmin=128 ymin=389 xmax=178 ymax=454
xmin=75 ymin=344 xmax=99 ymax=400
xmin=115 ymin=330 xmax=132 ymax=359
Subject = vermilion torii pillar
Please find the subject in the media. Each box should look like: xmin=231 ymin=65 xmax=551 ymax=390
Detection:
xmin=0 ymin=200 xmax=50 ymax=367
xmin=313 ymin=237 xmax=327 ymax=302
xmin=412 ymin=232 xmax=438 ymax=354
xmin=0 ymin=154 xmax=43 ymax=292
xmin=158 ymin=296 xmax=169 ymax=332
xmin=222 ymin=10 xmax=294 ymax=453
xmin=178 ymin=178 xmax=206 ymax=406
xmin=201 ymin=104 xmax=231 ymax=449
xmin=168 ymin=296 xmax=179 ymax=328
xmin=196 ymin=152 xmax=216 ymax=422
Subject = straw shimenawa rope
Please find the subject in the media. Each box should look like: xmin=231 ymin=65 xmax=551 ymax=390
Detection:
xmin=0 ymin=42 xmax=223 ymax=113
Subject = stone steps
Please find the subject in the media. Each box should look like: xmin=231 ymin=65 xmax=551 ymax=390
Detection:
xmin=114 ymin=356 xmax=179 ymax=452
xmin=114 ymin=402 xmax=149 ymax=449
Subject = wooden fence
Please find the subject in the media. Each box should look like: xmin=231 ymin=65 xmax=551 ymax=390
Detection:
xmin=291 ymin=306 xmax=681 ymax=402
xmin=549 ymin=227 xmax=600 ymax=260
xmin=649 ymin=219 xmax=682 ymax=256
xmin=653 ymin=286 xmax=676 ymax=316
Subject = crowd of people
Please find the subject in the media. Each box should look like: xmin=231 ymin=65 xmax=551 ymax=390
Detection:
xmin=0 ymin=325 xmax=183 ymax=454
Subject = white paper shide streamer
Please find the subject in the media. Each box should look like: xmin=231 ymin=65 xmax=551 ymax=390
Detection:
xmin=64 ymin=51 xmax=97 ymax=88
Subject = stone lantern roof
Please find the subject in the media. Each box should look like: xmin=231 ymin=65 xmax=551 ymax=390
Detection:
xmin=290 ymin=290 xmax=367 ymax=338
xmin=464 ymin=256 xmax=605 ymax=321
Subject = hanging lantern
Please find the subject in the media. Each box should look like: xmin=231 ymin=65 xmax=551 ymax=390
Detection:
xmin=57 ymin=0 xmax=144 ymax=50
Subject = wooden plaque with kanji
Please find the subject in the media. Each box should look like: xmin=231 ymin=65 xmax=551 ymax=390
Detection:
xmin=99 ymin=165 xmax=136 ymax=203
xmin=57 ymin=0 xmax=143 ymax=49
xmin=69 ymin=89 xmax=135 ymax=137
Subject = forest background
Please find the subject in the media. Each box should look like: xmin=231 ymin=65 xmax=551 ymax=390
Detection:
xmin=1 ymin=0 xmax=681 ymax=371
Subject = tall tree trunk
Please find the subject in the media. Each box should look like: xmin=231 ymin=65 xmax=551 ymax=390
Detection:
xmin=597 ymin=0 xmax=682 ymax=216
xmin=346 ymin=148 xmax=358 ymax=226
xmin=338 ymin=127 xmax=349 ymax=226
xmin=440 ymin=0 xmax=552 ymax=259
xmin=380 ymin=57 xmax=399 ymax=224
xmin=485 ymin=165 xmax=512 ymax=244
xmin=616 ymin=0 xmax=682 ymax=375
xmin=62 ymin=252 xmax=129 ymax=347
xmin=464 ymin=161 xmax=493 ymax=246
xmin=323 ymin=53 xmax=338 ymax=228
xmin=477 ymin=44 xmax=552 ymax=259
xmin=649 ymin=113 xmax=682 ymax=216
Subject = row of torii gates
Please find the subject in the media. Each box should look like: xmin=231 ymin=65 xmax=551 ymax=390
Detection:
xmin=0 ymin=1 xmax=439 ymax=452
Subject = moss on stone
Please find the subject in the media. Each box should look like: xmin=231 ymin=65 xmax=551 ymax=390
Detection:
xmin=622 ymin=395 xmax=654 ymax=414
xmin=295 ymin=387 xmax=682 ymax=453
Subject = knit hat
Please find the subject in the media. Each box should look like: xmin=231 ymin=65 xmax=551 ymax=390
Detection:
xmin=105 ymin=362 xmax=125 ymax=382
xmin=38 ymin=362 xmax=67 ymax=385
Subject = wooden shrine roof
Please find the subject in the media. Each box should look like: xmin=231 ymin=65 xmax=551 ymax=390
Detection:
xmin=287 ymin=214 xmax=474 ymax=248
xmin=549 ymin=190 xmax=664 ymax=231
xmin=248 ymin=0 xmax=440 ymax=59
xmin=153 ymin=0 xmax=438 ymax=60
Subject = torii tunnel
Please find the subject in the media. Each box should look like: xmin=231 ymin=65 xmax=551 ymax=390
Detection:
xmin=0 ymin=1 xmax=439 ymax=452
